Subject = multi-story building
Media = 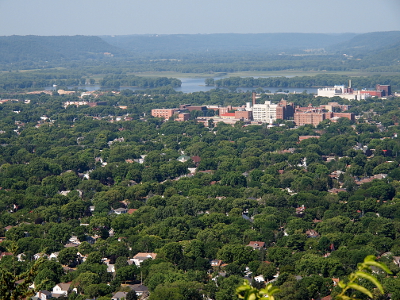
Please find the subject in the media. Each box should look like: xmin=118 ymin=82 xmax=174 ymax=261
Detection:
xmin=235 ymin=110 xmax=252 ymax=120
xmin=294 ymin=108 xmax=326 ymax=126
xmin=293 ymin=105 xmax=355 ymax=126
xmin=276 ymin=99 xmax=294 ymax=120
xmin=317 ymin=84 xmax=391 ymax=100
xmin=175 ymin=113 xmax=190 ymax=122
xmin=252 ymin=101 xmax=278 ymax=124
xmin=151 ymin=108 xmax=178 ymax=120
xmin=376 ymin=84 xmax=391 ymax=96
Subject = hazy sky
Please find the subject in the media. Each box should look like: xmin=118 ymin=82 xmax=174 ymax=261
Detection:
xmin=0 ymin=0 xmax=399 ymax=36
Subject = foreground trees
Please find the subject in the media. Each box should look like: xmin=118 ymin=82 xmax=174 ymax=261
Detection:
xmin=0 ymin=89 xmax=399 ymax=299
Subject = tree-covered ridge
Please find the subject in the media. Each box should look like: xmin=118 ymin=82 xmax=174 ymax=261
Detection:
xmin=0 ymin=35 xmax=126 ymax=63
xmin=0 ymin=89 xmax=399 ymax=299
xmin=101 ymin=33 xmax=358 ymax=54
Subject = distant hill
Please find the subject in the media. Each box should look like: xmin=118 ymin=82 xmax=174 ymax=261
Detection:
xmin=328 ymin=31 xmax=400 ymax=55
xmin=1 ymin=33 xmax=399 ymax=72
xmin=100 ymin=33 xmax=357 ymax=54
xmin=0 ymin=35 xmax=125 ymax=63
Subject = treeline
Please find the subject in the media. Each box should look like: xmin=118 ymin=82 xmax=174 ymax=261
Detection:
xmin=0 ymin=71 xmax=93 ymax=91
xmin=211 ymin=74 xmax=400 ymax=90
xmin=0 ymin=71 xmax=181 ymax=91
xmin=99 ymin=75 xmax=181 ymax=88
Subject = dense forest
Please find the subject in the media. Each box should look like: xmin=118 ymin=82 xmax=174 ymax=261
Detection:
xmin=0 ymin=85 xmax=399 ymax=299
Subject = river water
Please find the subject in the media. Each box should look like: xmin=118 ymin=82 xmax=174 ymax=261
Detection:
xmin=48 ymin=77 xmax=318 ymax=94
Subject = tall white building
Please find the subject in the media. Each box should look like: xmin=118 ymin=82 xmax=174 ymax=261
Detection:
xmin=251 ymin=101 xmax=278 ymax=123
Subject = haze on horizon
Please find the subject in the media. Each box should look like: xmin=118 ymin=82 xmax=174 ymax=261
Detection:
xmin=0 ymin=0 xmax=399 ymax=36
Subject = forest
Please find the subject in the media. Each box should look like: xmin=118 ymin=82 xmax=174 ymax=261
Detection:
xmin=0 ymin=85 xmax=399 ymax=300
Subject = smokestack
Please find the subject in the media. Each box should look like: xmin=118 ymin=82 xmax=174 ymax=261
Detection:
xmin=348 ymin=80 xmax=352 ymax=89
xmin=252 ymin=92 xmax=256 ymax=107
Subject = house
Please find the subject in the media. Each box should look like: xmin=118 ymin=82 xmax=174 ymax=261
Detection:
xmin=296 ymin=205 xmax=306 ymax=216
xmin=253 ymin=275 xmax=265 ymax=283
xmin=191 ymin=156 xmax=201 ymax=165
xmin=85 ymin=235 xmax=97 ymax=244
xmin=52 ymin=282 xmax=76 ymax=297
xmin=102 ymin=258 xmax=116 ymax=273
xmin=332 ymin=278 xmax=340 ymax=286
xmin=112 ymin=291 xmax=128 ymax=300
xmin=0 ymin=252 xmax=13 ymax=260
xmin=113 ymin=208 xmax=127 ymax=214
xmin=247 ymin=241 xmax=266 ymax=250
xmin=177 ymin=155 xmax=191 ymax=163
xmin=131 ymin=253 xmax=157 ymax=266
xmin=17 ymin=253 xmax=26 ymax=261
xmin=127 ymin=284 xmax=149 ymax=297
xmin=393 ymin=256 xmax=400 ymax=267
xmin=33 ymin=253 xmax=48 ymax=260
xmin=328 ymin=188 xmax=346 ymax=194
xmin=35 ymin=290 xmax=52 ymax=300
xmin=127 ymin=209 xmax=137 ymax=214
xmin=69 ymin=236 xmax=80 ymax=244
xmin=210 ymin=259 xmax=223 ymax=267
xmin=305 ymin=229 xmax=320 ymax=238
xmin=49 ymin=252 xmax=59 ymax=261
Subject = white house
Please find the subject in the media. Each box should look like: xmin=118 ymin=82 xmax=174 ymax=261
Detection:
xmin=52 ymin=282 xmax=76 ymax=297
xmin=49 ymin=252 xmax=59 ymax=261
xmin=113 ymin=208 xmax=128 ymax=215
xmin=35 ymin=290 xmax=52 ymax=300
xmin=131 ymin=253 xmax=157 ymax=267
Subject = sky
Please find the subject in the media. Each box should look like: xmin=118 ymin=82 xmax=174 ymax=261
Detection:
xmin=0 ymin=0 xmax=399 ymax=36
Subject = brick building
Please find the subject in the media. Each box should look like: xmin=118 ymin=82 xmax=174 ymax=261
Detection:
xmin=294 ymin=105 xmax=354 ymax=126
xmin=151 ymin=109 xmax=178 ymax=120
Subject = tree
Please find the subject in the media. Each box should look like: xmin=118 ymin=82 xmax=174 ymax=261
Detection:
xmin=257 ymin=262 xmax=277 ymax=281
xmin=58 ymin=247 xmax=78 ymax=267
xmin=335 ymin=255 xmax=392 ymax=300
xmin=84 ymin=283 xmax=113 ymax=298
xmin=158 ymin=242 xmax=184 ymax=265
xmin=217 ymin=244 xmax=256 ymax=265
xmin=72 ymin=271 xmax=100 ymax=291
xmin=126 ymin=289 xmax=138 ymax=300
xmin=115 ymin=265 xmax=137 ymax=284
xmin=0 ymin=252 xmax=46 ymax=300
xmin=236 ymin=281 xmax=280 ymax=300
